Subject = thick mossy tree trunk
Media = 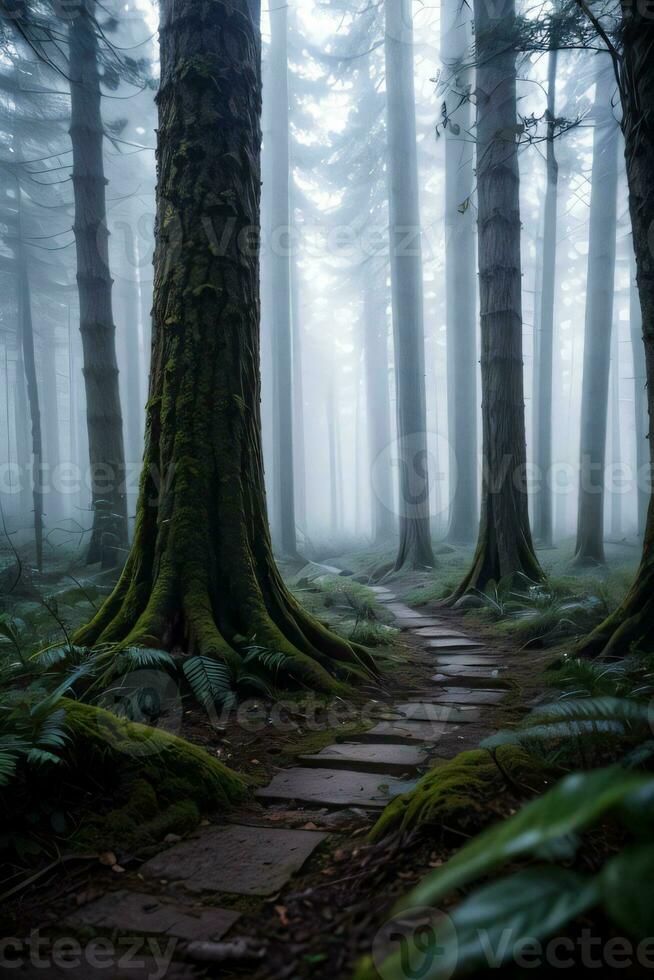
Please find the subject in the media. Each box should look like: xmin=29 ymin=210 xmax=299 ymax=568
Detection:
xmin=442 ymin=0 xmax=478 ymax=545
xmin=69 ymin=0 xmax=128 ymax=568
xmin=268 ymin=0 xmax=297 ymax=558
xmin=447 ymin=0 xmax=542 ymax=601
xmin=385 ymin=0 xmax=435 ymax=571
xmin=532 ymin=44 xmax=559 ymax=548
xmin=75 ymin=0 xmax=371 ymax=691
xmin=574 ymin=57 xmax=619 ymax=567
xmin=579 ymin=9 xmax=654 ymax=655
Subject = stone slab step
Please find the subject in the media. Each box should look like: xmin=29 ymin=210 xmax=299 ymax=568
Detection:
xmin=65 ymin=890 xmax=240 ymax=942
xmin=395 ymin=618 xmax=446 ymax=630
xmin=405 ymin=688 xmax=506 ymax=705
xmin=299 ymin=741 xmax=428 ymax=775
xmin=256 ymin=767 xmax=416 ymax=809
xmin=436 ymin=655 xmax=501 ymax=668
xmin=432 ymin=670 xmax=510 ymax=687
xmin=140 ymin=825 xmax=327 ymax=897
xmin=420 ymin=626 xmax=483 ymax=649
xmin=394 ymin=703 xmax=481 ymax=724
xmin=351 ymin=718 xmax=461 ymax=744
xmin=424 ymin=637 xmax=485 ymax=649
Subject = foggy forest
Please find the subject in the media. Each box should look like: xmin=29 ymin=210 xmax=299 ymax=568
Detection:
xmin=1 ymin=0 xmax=654 ymax=976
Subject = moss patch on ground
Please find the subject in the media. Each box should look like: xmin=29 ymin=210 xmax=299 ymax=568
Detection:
xmin=63 ymin=700 xmax=246 ymax=850
xmin=369 ymin=746 xmax=552 ymax=842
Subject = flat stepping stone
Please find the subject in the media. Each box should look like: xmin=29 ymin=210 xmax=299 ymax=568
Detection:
xmin=353 ymin=719 xmax=461 ymax=744
xmin=421 ymin=689 xmax=506 ymax=705
xmin=432 ymin=674 xmax=512 ymax=689
xmin=436 ymin=655 xmax=501 ymax=667
xmin=413 ymin=626 xmax=482 ymax=649
xmin=375 ymin=592 xmax=398 ymax=603
xmin=141 ymin=825 xmax=327 ymax=896
xmin=384 ymin=602 xmax=422 ymax=618
xmin=395 ymin=618 xmax=445 ymax=629
xmin=424 ymin=637 xmax=485 ymax=649
xmin=299 ymin=741 xmax=427 ymax=775
xmin=394 ymin=702 xmax=481 ymax=724
xmin=65 ymin=890 xmax=240 ymax=942
xmin=256 ymin=767 xmax=416 ymax=809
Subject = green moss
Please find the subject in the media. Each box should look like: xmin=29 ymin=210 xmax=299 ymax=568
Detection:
xmin=62 ymin=700 xmax=246 ymax=850
xmin=369 ymin=746 xmax=549 ymax=841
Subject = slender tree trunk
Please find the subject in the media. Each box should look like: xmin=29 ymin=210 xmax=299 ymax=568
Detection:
xmin=74 ymin=0 xmax=371 ymax=689
xmin=16 ymin=199 xmax=43 ymax=570
xmin=363 ymin=275 xmax=394 ymax=543
xmin=579 ymin=7 xmax=654 ymax=655
xmin=609 ymin=317 xmax=622 ymax=537
xmin=13 ymin=326 xmax=32 ymax=521
xmin=40 ymin=331 xmax=61 ymax=521
xmin=290 ymin=248 xmax=306 ymax=536
xmin=269 ymin=0 xmax=296 ymax=557
xmin=630 ymin=265 xmax=648 ymax=537
xmin=448 ymin=0 xmax=542 ymax=600
xmin=69 ymin=0 xmax=128 ymax=568
xmin=574 ymin=58 xmax=619 ymax=566
xmin=441 ymin=0 xmax=478 ymax=544
xmin=384 ymin=0 xmax=435 ymax=570
xmin=533 ymin=45 xmax=559 ymax=547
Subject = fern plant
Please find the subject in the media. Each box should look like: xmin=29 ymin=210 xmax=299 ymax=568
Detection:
xmin=366 ymin=767 xmax=654 ymax=980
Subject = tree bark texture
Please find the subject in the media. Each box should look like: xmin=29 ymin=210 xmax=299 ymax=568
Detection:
xmin=385 ymin=0 xmax=435 ymax=570
xmin=69 ymin=0 xmax=128 ymax=567
xmin=75 ymin=0 xmax=371 ymax=690
xmin=449 ymin=0 xmax=542 ymax=599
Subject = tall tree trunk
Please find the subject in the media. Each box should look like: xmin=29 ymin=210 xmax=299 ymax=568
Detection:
xmin=13 ymin=325 xmax=32 ymax=522
xmin=74 ymin=0 xmax=371 ymax=689
xmin=290 ymin=247 xmax=306 ymax=536
xmin=579 ymin=7 xmax=654 ymax=655
xmin=441 ymin=0 xmax=478 ymax=544
xmin=269 ymin=0 xmax=296 ymax=557
xmin=609 ymin=316 xmax=622 ymax=537
xmin=16 ymin=198 xmax=43 ymax=570
xmin=384 ymin=0 xmax=435 ymax=570
xmin=532 ymin=44 xmax=559 ymax=547
xmin=40 ymin=331 xmax=61 ymax=521
xmin=630 ymin=265 xmax=648 ymax=537
xmin=574 ymin=58 xmax=619 ymax=566
xmin=449 ymin=0 xmax=542 ymax=600
xmin=363 ymin=274 xmax=394 ymax=543
xmin=69 ymin=0 xmax=128 ymax=568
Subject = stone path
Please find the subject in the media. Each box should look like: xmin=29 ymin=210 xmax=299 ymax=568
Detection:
xmin=57 ymin=585 xmax=509 ymax=977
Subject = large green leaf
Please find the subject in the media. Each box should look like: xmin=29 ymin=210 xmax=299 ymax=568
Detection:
xmin=531 ymin=697 xmax=650 ymax=726
xmin=602 ymin=844 xmax=654 ymax=938
xmin=182 ymin=656 xmax=235 ymax=710
xmin=399 ymin=767 xmax=649 ymax=911
xmin=380 ymin=868 xmax=599 ymax=980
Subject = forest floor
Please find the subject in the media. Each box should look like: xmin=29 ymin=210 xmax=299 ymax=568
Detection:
xmin=0 ymin=536 xmax=642 ymax=978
